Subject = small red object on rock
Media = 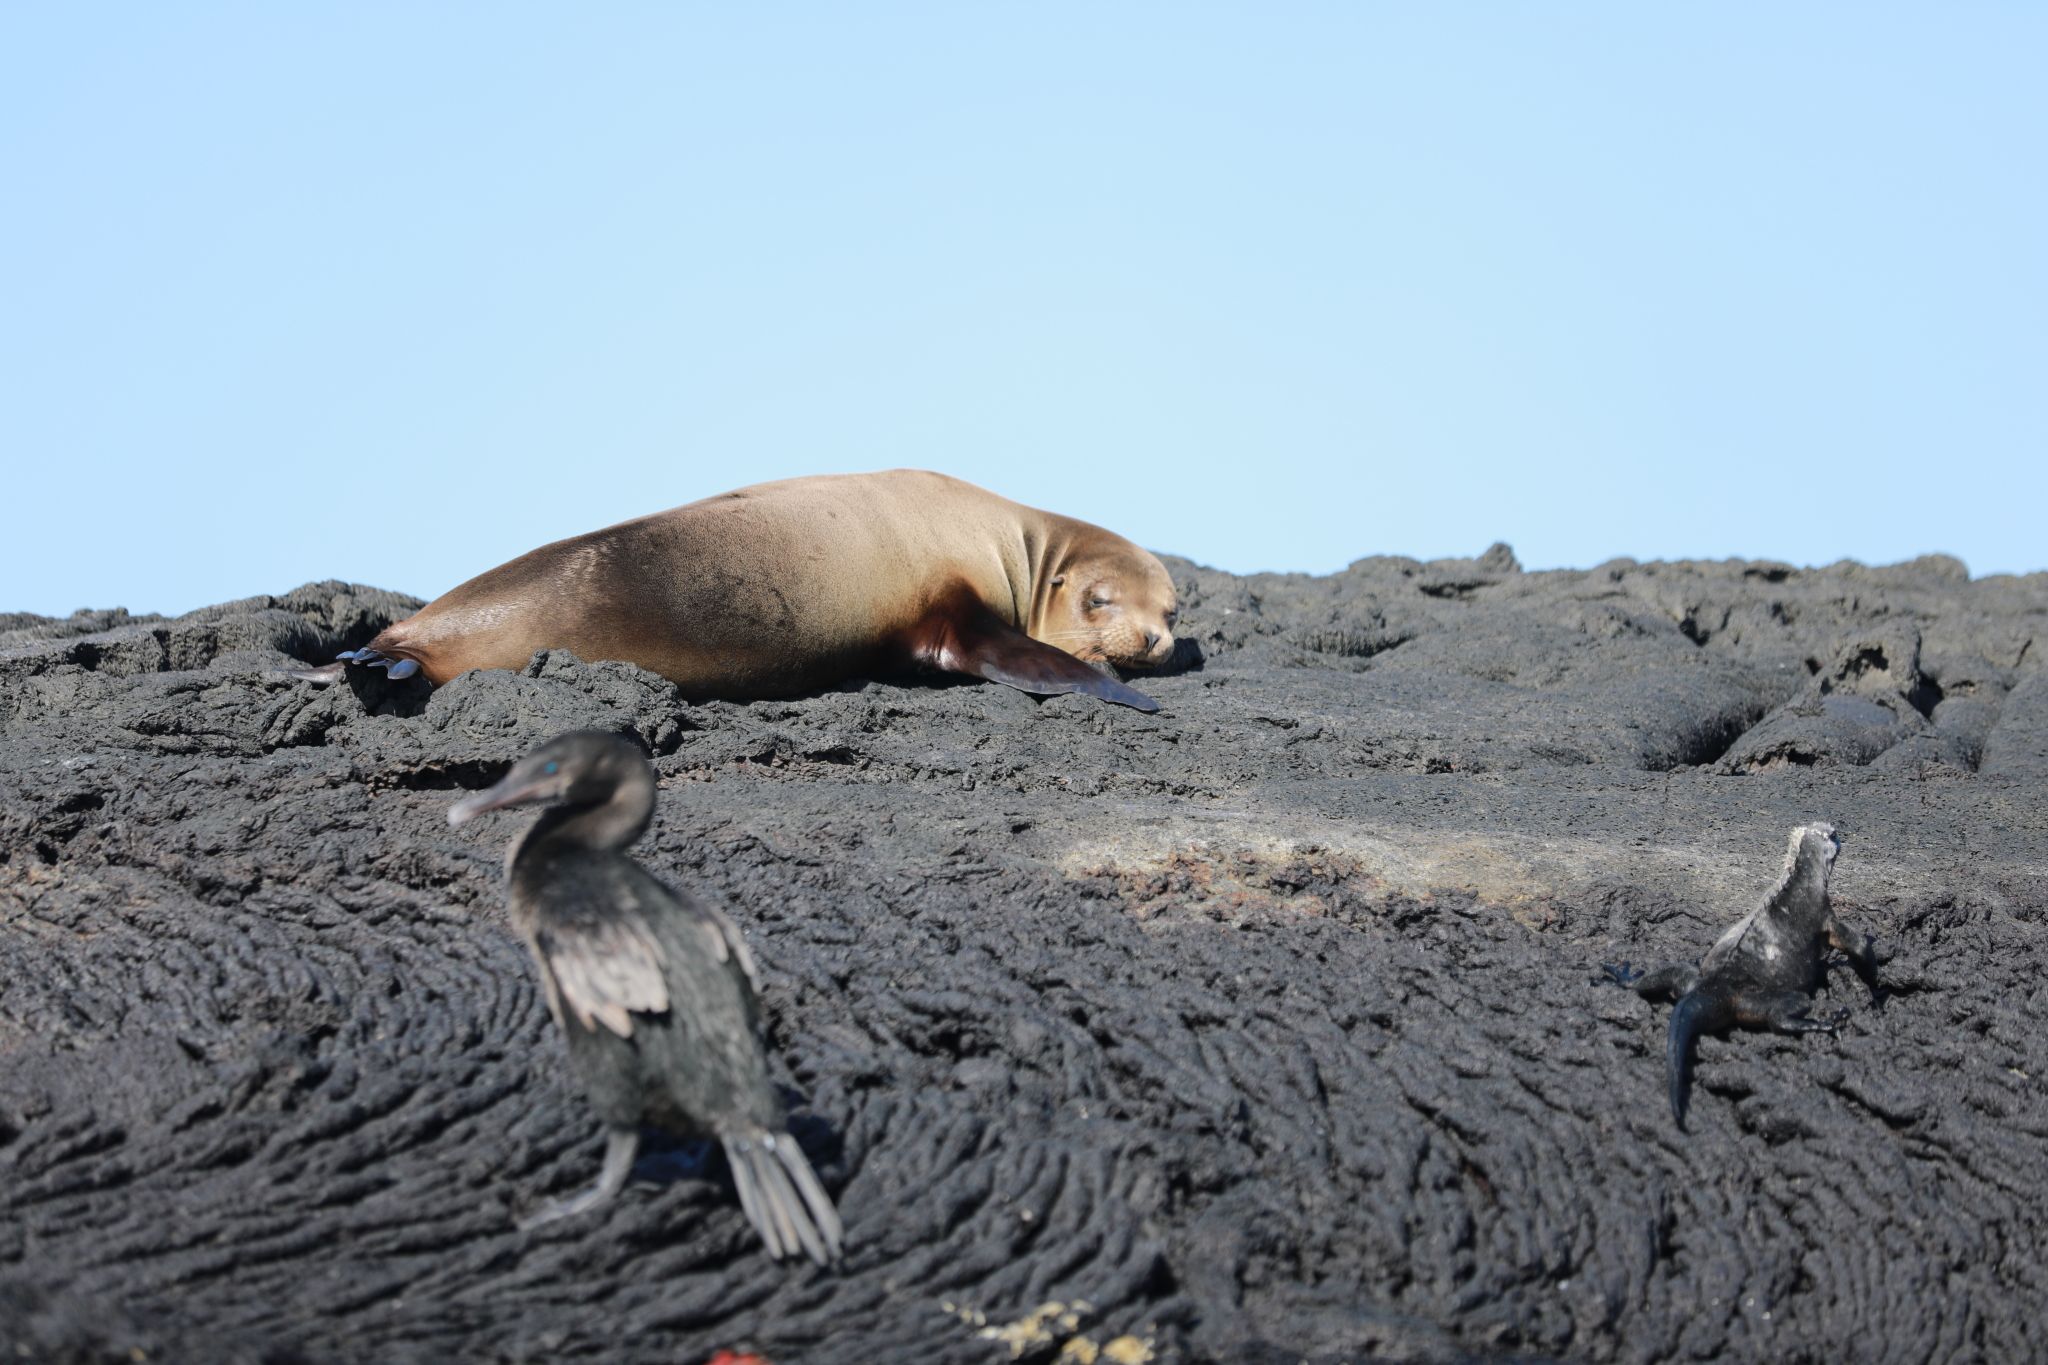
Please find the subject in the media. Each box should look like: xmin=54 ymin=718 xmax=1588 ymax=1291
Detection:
xmin=705 ymin=1352 xmax=772 ymax=1365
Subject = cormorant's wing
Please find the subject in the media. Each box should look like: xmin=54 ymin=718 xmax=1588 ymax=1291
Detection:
xmin=618 ymin=859 xmax=760 ymax=993
xmin=527 ymin=866 xmax=672 ymax=1038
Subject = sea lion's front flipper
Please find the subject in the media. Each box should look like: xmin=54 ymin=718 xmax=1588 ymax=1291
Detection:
xmin=934 ymin=606 xmax=1160 ymax=712
xmin=974 ymin=646 xmax=1160 ymax=712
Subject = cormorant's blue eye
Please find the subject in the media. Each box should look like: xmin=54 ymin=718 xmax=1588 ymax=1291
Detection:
xmin=544 ymin=761 xmax=559 ymax=774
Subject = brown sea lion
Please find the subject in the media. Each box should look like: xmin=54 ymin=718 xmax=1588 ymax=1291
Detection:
xmin=311 ymin=469 xmax=1178 ymax=711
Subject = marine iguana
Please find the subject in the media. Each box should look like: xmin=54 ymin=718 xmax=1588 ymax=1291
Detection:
xmin=1601 ymin=822 xmax=1880 ymax=1130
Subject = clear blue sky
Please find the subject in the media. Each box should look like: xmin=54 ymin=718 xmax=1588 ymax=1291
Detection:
xmin=4 ymin=5 xmax=2043 ymax=617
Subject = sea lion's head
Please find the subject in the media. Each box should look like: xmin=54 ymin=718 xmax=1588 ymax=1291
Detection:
xmin=1041 ymin=542 xmax=1179 ymax=670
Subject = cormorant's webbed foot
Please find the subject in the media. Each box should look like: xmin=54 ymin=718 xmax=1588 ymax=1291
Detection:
xmin=518 ymin=1127 xmax=639 ymax=1230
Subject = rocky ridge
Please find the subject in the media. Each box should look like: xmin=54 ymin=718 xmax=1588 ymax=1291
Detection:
xmin=2 ymin=551 xmax=2044 ymax=1365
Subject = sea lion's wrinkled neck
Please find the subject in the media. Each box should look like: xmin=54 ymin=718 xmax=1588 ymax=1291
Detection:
xmin=1021 ymin=523 xmax=1078 ymax=638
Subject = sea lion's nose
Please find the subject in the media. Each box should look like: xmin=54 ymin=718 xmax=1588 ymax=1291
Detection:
xmin=1144 ymin=631 xmax=1161 ymax=653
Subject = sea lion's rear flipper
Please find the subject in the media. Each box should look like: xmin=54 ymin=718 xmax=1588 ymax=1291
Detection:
xmin=282 ymin=649 xmax=419 ymax=684
xmin=930 ymin=605 xmax=1159 ymax=712
xmin=282 ymin=662 xmax=348 ymax=685
xmin=334 ymin=647 xmax=420 ymax=679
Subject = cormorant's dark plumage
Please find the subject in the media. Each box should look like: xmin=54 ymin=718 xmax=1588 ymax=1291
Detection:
xmin=450 ymin=729 xmax=842 ymax=1264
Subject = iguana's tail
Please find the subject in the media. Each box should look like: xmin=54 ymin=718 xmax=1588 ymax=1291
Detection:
xmin=1666 ymin=991 xmax=1717 ymax=1131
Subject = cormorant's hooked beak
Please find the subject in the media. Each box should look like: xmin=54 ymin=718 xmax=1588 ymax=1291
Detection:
xmin=447 ymin=769 xmax=565 ymax=826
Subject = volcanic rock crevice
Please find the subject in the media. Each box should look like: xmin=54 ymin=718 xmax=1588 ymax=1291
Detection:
xmin=2 ymin=551 xmax=2045 ymax=1364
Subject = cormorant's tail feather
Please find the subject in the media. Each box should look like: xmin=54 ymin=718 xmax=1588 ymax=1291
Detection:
xmin=723 ymin=1130 xmax=842 ymax=1267
xmin=1666 ymin=991 xmax=1713 ymax=1131
xmin=726 ymin=1135 xmax=775 ymax=1254
xmin=773 ymin=1131 xmax=844 ymax=1260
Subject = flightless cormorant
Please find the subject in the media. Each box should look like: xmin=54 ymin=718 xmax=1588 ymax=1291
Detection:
xmin=451 ymin=729 xmax=842 ymax=1264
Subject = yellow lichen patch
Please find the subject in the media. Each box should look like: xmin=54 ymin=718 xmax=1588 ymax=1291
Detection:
xmin=1508 ymin=898 xmax=1563 ymax=931
xmin=974 ymin=1300 xmax=1093 ymax=1358
xmin=1100 ymin=1336 xmax=1154 ymax=1364
xmin=1075 ymin=841 xmax=1371 ymax=927
xmin=1057 ymin=1338 xmax=1099 ymax=1364
xmin=1058 ymin=819 xmax=1830 ymax=919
